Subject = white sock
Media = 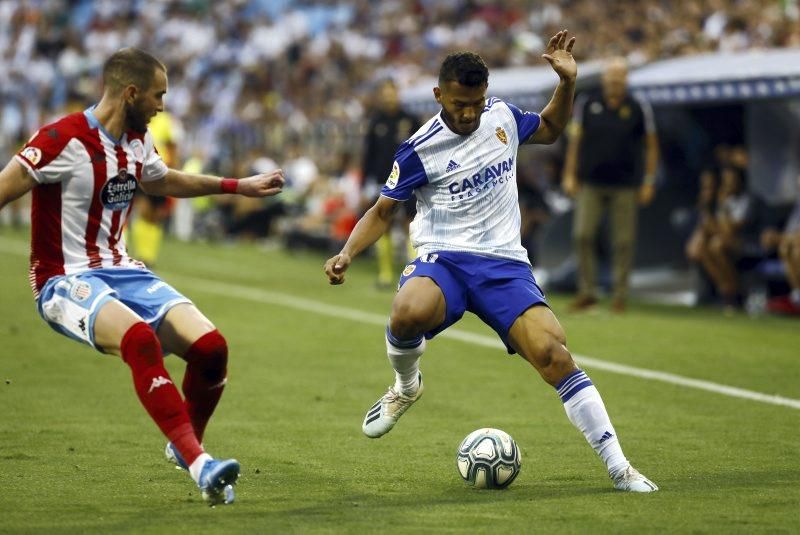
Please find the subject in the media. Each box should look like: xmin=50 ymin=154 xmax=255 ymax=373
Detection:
xmin=189 ymin=453 xmax=213 ymax=484
xmin=556 ymin=370 xmax=629 ymax=477
xmin=385 ymin=327 xmax=425 ymax=395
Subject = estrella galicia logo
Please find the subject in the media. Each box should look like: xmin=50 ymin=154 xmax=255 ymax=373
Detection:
xmin=101 ymin=169 xmax=137 ymax=211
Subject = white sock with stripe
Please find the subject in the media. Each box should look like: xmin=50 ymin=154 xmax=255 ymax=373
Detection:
xmin=556 ymin=369 xmax=630 ymax=477
xmin=189 ymin=453 xmax=213 ymax=484
xmin=386 ymin=326 xmax=425 ymax=395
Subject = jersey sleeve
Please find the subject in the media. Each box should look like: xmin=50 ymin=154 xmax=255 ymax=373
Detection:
xmin=505 ymin=102 xmax=541 ymax=143
xmin=15 ymin=126 xmax=76 ymax=184
xmin=140 ymin=132 xmax=169 ymax=182
xmin=379 ymin=141 xmax=428 ymax=201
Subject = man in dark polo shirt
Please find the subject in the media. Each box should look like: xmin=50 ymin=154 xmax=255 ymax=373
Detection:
xmin=562 ymin=57 xmax=659 ymax=312
xmin=361 ymin=79 xmax=421 ymax=288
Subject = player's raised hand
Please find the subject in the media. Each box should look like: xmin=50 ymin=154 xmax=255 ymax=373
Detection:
xmin=542 ymin=30 xmax=577 ymax=83
xmin=237 ymin=169 xmax=285 ymax=197
xmin=324 ymin=252 xmax=352 ymax=285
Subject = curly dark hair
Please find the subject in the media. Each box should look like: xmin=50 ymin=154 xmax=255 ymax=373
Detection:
xmin=438 ymin=52 xmax=489 ymax=87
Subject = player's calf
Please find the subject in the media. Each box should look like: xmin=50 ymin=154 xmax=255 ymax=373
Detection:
xmin=181 ymin=329 xmax=228 ymax=442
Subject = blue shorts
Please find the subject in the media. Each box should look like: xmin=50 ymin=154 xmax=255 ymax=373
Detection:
xmin=398 ymin=251 xmax=547 ymax=353
xmin=36 ymin=268 xmax=191 ymax=351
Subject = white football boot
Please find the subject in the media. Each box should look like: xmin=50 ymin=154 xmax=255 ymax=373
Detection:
xmin=362 ymin=373 xmax=423 ymax=438
xmin=612 ymin=465 xmax=659 ymax=492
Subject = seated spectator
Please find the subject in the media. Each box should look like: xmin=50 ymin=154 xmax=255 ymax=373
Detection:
xmin=685 ymin=168 xmax=719 ymax=303
xmin=761 ymin=178 xmax=800 ymax=315
xmin=222 ymin=155 xmax=287 ymax=241
xmin=696 ymin=166 xmax=758 ymax=312
xmin=283 ymin=152 xmax=360 ymax=251
xmin=686 ymin=168 xmax=718 ymax=264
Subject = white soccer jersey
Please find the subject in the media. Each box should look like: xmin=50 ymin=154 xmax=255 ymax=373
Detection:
xmin=15 ymin=107 xmax=168 ymax=297
xmin=380 ymin=97 xmax=540 ymax=264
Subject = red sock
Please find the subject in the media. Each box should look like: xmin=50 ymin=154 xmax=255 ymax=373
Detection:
xmin=121 ymin=322 xmax=204 ymax=465
xmin=180 ymin=329 xmax=228 ymax=442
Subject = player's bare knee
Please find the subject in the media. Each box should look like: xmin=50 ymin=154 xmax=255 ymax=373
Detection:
xmin=527 ymin=335 xmax=574 ymax=386
xmin=389 ymin=301 xmax=430 ymax=339
xmin=388 ymin=314 xmax=425 ymax=340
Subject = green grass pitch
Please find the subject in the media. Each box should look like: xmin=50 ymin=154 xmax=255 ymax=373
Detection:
xmin=0 ymin=226 xmax=798 ymax=533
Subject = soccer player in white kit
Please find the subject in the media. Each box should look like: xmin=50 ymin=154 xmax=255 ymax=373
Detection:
xmin=324 ymin=32 xmax=657 ymax=492
xmin=0 ymin=48 xmax=285 ymax=505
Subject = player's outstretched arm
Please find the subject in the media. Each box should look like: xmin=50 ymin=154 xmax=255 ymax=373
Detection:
xmin=528 ymin=30 xmax=577 ymax=145
xmin=140 ymin=168 xmax=285 ymax=198
xmin=0 ymin=160 xmax=37 ymax=212
xmin=324 ymin=196 xmax=400 ymax=285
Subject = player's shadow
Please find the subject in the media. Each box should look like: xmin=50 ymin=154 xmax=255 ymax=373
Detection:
xmin=229 ymin=479 xmax=610 ymax=523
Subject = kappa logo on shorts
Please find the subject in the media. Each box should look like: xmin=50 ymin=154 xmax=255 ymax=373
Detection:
xmin=69 ymin=281 xmax=92 ymax=302
xmin=402 ymin=264 xmax=416 ymax=276
xmin=20 ymin=146 xmax=42 ymax=165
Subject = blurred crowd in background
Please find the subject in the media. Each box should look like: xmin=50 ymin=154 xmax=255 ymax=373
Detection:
xmin=1 ymin=0 xmax=799 ymax=313
xmin=3 ymin=0 xmax=800 ymax=166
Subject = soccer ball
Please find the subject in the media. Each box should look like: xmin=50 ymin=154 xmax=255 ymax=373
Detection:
xmin=456 ymin=428 xmax=521 ymax=489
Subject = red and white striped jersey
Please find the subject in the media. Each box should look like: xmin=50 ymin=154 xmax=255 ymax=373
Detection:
xmin=15 ymin=108 xmax=169 ymax=297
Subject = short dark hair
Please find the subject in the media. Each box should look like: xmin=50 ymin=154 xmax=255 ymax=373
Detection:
xmin=102 ymin=48 xmax=166 ymax=94
xmin=438 ymin=52 xmax=489 ymax=87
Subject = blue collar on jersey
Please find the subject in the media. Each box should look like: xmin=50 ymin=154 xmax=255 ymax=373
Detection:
xmin=84 ymin=105 xmax=122 ymax=145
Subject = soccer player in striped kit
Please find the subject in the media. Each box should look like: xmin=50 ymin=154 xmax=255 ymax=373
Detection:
xmin=0 ymin=48 xmax=284 ymax=505
xmin=324 ymin=32 xmax=657 ymax=492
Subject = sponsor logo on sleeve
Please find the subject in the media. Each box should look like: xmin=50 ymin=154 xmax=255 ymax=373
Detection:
xmin=495 ymin=127 xmax=508 ymax=145
xmin=20 ymin=147 xmax=42 ymax=165
xmin=385 ymin=161 xmax=400 ymax=189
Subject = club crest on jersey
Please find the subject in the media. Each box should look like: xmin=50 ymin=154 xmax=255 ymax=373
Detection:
xmin=129 ymin=139 xmax=145 ymax=162
xmin=21 ymin=146 xmax=42 ymax=165
xmin=495 ymin=127 xmax=508 ymax=145
xmin=69 ymin=281 xmax=92 ymax=302
xmin=402 ymin=264 xmax=416 ymax=276
xmin=385 ymin=161 xmax=400 ymax=189
xmin=101 ymin=169 xmax=137 ymax=211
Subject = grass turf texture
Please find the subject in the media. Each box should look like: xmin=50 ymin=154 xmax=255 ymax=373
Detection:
xmin=0 ymin=226 xmax=798 ymax=533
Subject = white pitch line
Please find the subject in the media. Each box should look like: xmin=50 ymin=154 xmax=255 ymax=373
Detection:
xmin=167 ymin=274 xmax=800 ymax=411
xmin=1 ymin=237 xmax=798 ymax=410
